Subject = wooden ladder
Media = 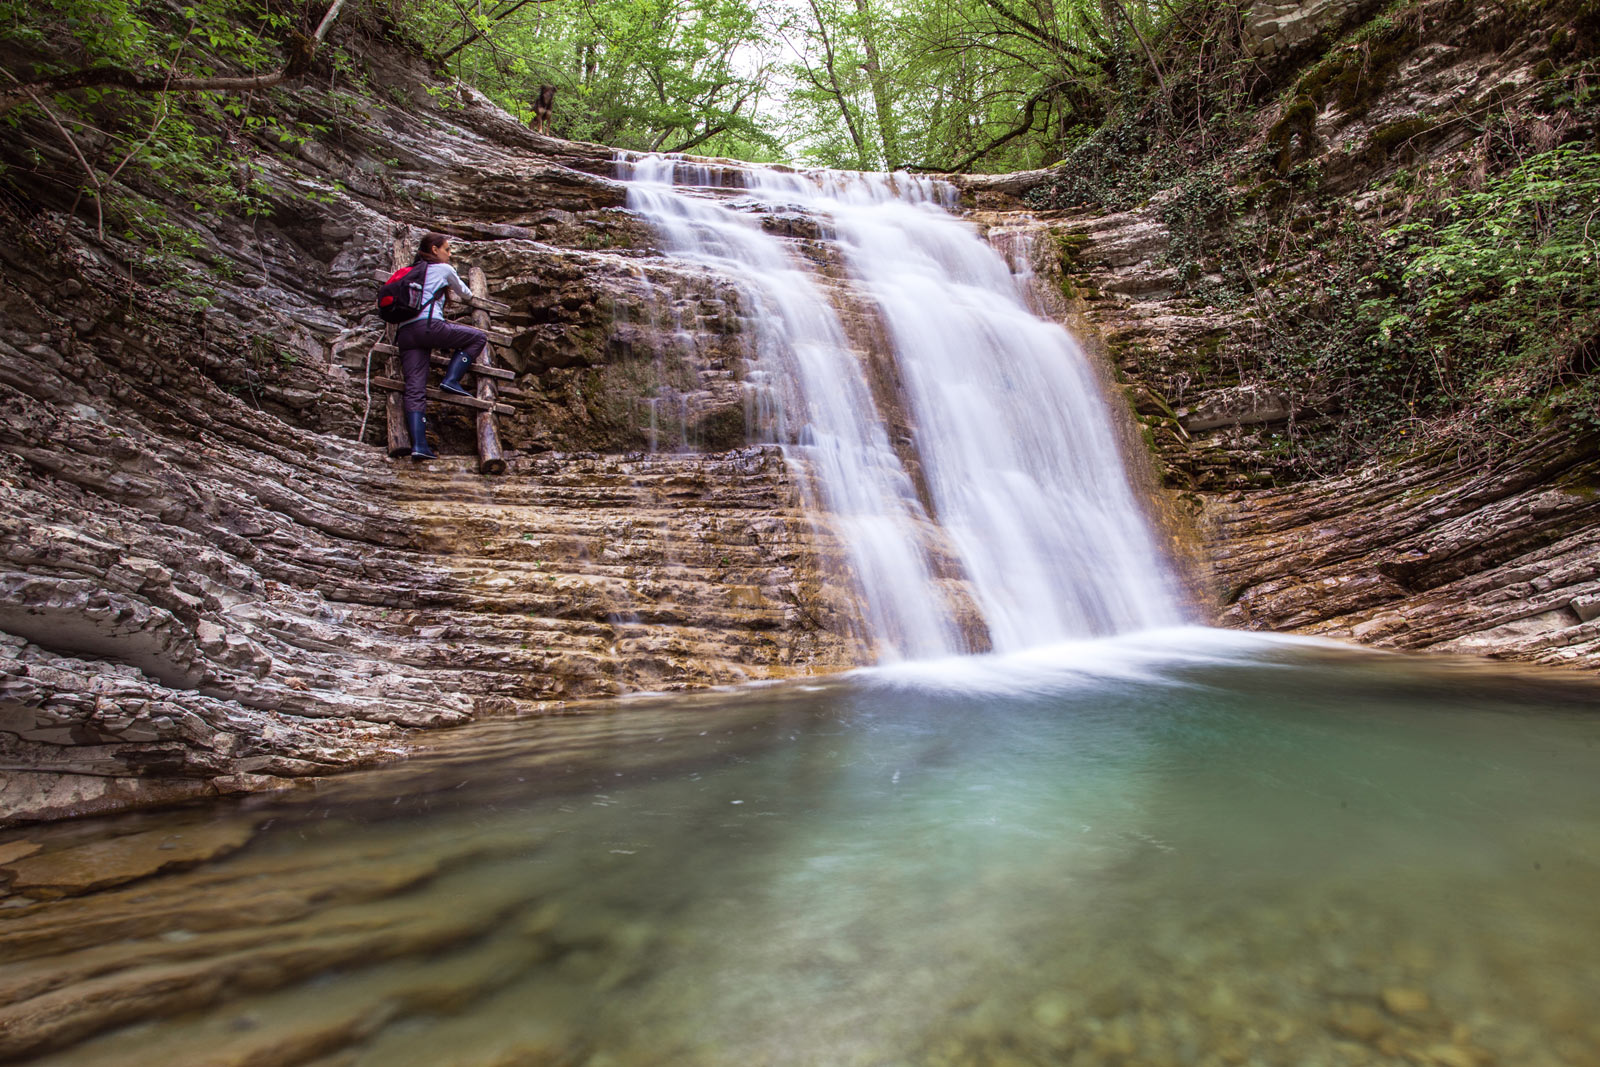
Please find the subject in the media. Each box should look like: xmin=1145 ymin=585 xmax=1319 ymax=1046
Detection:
xmin=369 ymin=233 xmax=515 ymax=475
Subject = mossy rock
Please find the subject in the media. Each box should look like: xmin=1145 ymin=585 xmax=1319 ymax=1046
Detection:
xmin=1052 ymin=230 xmax=1092 ymax=270
xmin=1365 ymin=117 xmax=1435 ymax=163
xmin=1293 ymin=16 xmax=1421 ymax=120
xmin=687 ymin=405 xmax=748 ymax=451
xmin=1267 ymin=96 xmax=1320 ymax=176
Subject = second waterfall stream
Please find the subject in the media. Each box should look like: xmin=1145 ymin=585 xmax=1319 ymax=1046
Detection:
xmin=617 ymin=153 xmax=1182 ymax=660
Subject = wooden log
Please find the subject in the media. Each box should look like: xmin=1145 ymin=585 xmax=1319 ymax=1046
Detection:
xmin=371 ymin=345 xmax=519 ymax=382
xmin=384 ymin=231 xmax=411 ymax=457
xmin=466 ymin=294 xmax=511 ymax=314
xmin=468 ymin=265 xmax=508 ymax=476
xmin=371 ymin=378 xmax=515 ymax=416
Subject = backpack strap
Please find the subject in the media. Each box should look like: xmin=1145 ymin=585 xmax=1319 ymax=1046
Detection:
xmin=412 ymin=262 xmax=451 ymax=320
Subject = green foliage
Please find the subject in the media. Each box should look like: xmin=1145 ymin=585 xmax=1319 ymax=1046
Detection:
xmin=1160 ymin=164 xmax=1234 ymax=289
xmin=1 ymin=0 xmax=320 ymax=274
xmin=1246 ymin=145 xmax=1600 ymax=467
xmin=1372 ymin=145 xmax=1600 ymax=431
xmin=408 ymin=0 xmax=786 ymax=159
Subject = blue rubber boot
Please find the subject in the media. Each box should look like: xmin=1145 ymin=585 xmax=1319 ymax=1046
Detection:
xmin=406 ymin=411 xmax=437 ymax=459
xmin=439 ymin=351 xmax=473 ymax=396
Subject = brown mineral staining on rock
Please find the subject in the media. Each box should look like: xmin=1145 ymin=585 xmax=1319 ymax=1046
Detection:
xmin=0 ymin=839 xmax=42 ymax=867
xmin=3 ymin=820 xmax=258 ymax=900
xmin=1381 ymin=987 xmax=1431 ymax=1016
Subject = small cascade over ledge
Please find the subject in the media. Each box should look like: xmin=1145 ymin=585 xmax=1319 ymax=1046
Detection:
xmin=617 ymin=152 xmax=1183 ymax=660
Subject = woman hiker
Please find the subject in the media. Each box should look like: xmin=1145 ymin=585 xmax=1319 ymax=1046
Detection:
xmin=395 ymin=233 xmax=487 ymax=459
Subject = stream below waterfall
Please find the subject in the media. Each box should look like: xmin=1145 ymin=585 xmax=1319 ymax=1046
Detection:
xmin=3 ymin=632 xmax=1599 ymax=1067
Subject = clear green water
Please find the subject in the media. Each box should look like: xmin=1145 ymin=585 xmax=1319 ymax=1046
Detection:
xmin=8 ymin=631 xmax=1600 ymax=1066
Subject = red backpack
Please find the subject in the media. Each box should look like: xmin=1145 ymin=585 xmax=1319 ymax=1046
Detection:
xmin=376 ymin=262 xmax=447 ymax=324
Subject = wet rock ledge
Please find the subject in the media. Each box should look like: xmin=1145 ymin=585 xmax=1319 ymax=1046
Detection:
xmin=0 ymin=50 xmax=856 ymax=826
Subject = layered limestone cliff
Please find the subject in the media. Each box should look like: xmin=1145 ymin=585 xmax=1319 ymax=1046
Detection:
xmin=960 ymin=0 xmax=1600 ymax=670
xmin=0 ymin=50 xmax=860 ymax=825
xmin=3 ymin=0 xmax=1598 ymax=828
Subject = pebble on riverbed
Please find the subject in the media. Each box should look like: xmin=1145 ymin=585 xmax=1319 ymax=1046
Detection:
xmin=1381 ymin=987 xmax=1432 ymax=1016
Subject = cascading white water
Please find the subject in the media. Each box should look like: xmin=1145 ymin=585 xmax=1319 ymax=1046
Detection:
xmin=618 ymin=154 xmax=964 ymax=661
xmin=618 ymin=154 xmax=1182 ymax=658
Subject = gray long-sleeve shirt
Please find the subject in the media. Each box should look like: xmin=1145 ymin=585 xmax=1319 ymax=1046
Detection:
xmin=416 ymin=263 xmax=472 ymax=321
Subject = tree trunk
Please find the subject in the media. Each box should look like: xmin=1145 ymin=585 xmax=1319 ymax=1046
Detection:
xmin=807 ymin=0 xmax=870 ymax=167
xmin=854 ymin=0 xmax=901 ymax=171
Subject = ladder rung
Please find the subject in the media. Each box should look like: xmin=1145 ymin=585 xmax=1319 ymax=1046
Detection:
xmin=370 ymin=377 xmax=515 ymax=416
xmin=370 ymin=344 xmax=518 ymax=381
xmin=428 ymin=352 xmax=517 ymax=381
xmin=477 ymin=380 xmax=527 ymax=399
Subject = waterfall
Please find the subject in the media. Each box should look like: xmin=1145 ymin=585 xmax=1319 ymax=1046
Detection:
xmin=618 ymin=154 xmax=1182 ymax=660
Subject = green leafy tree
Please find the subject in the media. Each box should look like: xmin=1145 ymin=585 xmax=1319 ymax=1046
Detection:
xmin=408 ymin=0 xmax=786 ymax=157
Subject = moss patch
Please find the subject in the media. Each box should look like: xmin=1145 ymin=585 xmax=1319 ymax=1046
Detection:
xmin=1267 ymin=96 xmax=1320 ymax=176
xmin=1365 ymin=117 xmax=1435 ymax=163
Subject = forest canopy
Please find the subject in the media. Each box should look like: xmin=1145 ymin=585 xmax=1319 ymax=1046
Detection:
xmin=403 ymin=0 xmax=1240 ymax=170
xmin=0 ymin=0 xmax=1223 ymax=172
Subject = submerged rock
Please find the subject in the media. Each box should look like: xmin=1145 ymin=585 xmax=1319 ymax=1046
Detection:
xmin=2 ymin=820 xmax=258 ymax=899
xmin=1381 ymin=987 xmax=1432 ymax=1017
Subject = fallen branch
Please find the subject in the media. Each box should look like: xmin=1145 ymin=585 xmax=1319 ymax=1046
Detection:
xmin=0 ymin=0 xmax=347 ymax=116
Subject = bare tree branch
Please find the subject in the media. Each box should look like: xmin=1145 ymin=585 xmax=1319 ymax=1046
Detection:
xmin=0 ymin=0 xmax=348 ymax=116
xmin=946 ymin=82 xmax=1060 ymax=172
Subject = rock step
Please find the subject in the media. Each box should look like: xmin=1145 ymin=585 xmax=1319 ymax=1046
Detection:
xmin=1 ymin=850 xmax=548 ymax=1061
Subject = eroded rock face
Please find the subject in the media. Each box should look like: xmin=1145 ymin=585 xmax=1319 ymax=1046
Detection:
xmin=1199 ymin=432 xmax=1600 ymax=666
xmin=1244 ymin=0 xmax=1380 ymax=59
xmin=0 ymin=51 xmax=859 ymax=825
xmin=957 ymin=3 xmax=1600 ymax=673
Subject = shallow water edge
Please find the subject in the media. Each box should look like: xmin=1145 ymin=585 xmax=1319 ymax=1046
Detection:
xmin=2 ymin=630 xmax=1598 ymax=1067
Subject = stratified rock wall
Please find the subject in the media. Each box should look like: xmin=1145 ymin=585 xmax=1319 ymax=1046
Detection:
xmin=1204 ymin=432 xmax=1600 ymax=665
xmin=0 ymin=53 xmax=855 ymax=825
xmin=959 ymin=0 xmax=1600 ymax=671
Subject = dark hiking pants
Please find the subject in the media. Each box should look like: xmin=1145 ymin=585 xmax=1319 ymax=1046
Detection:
xmin=395 ymin=318 xmax=488 ymax=413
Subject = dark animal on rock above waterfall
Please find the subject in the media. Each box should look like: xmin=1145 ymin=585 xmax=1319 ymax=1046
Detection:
xmin=391 ymin=233 xmax=488 ymax=459
xmin=533 ymin=84 xmax=557 ymax=135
